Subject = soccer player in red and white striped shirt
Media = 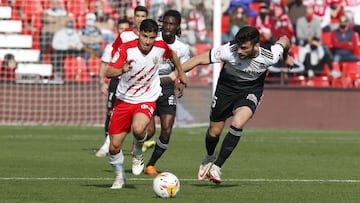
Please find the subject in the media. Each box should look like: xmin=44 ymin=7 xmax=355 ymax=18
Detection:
xmin=105 ymin=19 xmax=187 ymax=189
xmin=95 ymin=6 xmax=148 ymax=158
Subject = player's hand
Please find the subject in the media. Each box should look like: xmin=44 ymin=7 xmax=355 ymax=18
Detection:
xmin=123 ymin=59 xmax=134 ymax=73
xmin=284 ymin=55 xmax=294 ymax=69
xmin=177 ymin=72 xmax=188 ymax=88
xmin=100 ymin=83 xmax=108 ymax=95
xmin=175 ymin=78 xmax=184 ymax=98
xmin=278 ymin=36 xmax=291 ymax=49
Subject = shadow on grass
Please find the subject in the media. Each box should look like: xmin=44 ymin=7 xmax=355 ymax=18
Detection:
xmin=191 ymin=183 xmax=239 ymax=188
xmin=81 ymin=183 xmax=137 ymax=189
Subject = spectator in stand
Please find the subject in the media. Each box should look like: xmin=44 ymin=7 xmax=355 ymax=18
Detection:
xmin=260 ymin=26 xmax=277 ymax=49
xmin=287 ymin=0 xmax=307 ymax=34
xmin=92 ymin=0 xmax=117 ymax=44
xmin=329 ymin=0 xmax=345 ymax=31
xmin=228 ymin=6 xmax=249 ymax=40
xmin=187 ymin=1 xmax=210 ymax=44
xmin=296 ymin=5 xmax=338 ymax=78
xmin=272 ymin=4 xmax=296 ymax=44
xmin=312 ymin=0 xmax=332 ymax=32
xmin=331 ymin=14 xmax=360 ymax=63
xmin=79 ymin=13 xmax=105 ymax=63
xmin=52 ymin=20 xmax=84 ymax=79
xmin=344 ymin=0 xmax=360 ymax=36
xmin=298 ymin=36 xmax=327 ymax=78
xmin=40 ymin=0 xmax=68 ymax=63
xmin=255 ymin=4 xmax=276 ymax=42
xmin=148 ymin=0 xmax=177 ymax=23
xmin=296 ymin=5 xmax=322 ymax=46
xmin=1 ymin=53 xmax=17 ymax=83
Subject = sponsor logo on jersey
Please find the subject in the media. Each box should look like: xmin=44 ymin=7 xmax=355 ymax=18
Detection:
xmin=141 ymin=104 xmax=154 ymax=114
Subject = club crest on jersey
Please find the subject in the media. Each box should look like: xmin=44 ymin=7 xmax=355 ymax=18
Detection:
xmin=246 ymin=93 xmax=258 ymax=105
xmin=111 ymin=51 xmax=120 ymax=63
xmin=215 ymin=50 xmax=221 ymax=59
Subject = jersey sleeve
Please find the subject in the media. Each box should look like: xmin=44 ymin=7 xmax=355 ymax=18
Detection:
xmin=209 ymin=43 xmax=231 ymax=63
xmin=101 ymin=44 xmax=113 ymax=63
xmin=269 ymin=43 xmax=285 ymax=64
xmin=157 ymin=40 xmax=173 ymax=59
xmin=111 ymin=35 xmax=123 ymax=57
xmin=108 ymin=45 xmax=127 ymax=69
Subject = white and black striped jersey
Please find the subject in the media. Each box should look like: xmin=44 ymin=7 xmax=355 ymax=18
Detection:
xmin=210 ymin=41 xmax=284 ymax=92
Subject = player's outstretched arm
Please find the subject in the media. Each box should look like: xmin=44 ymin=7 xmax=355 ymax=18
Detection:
xmin=99 ymin=61 xmax=109 ymax=95
xmin=160 ymin=51 xmax=211 ymax=85
xmin=275 ymin=36 xmax=294 ymax=68
xmin=170 ymin=51 xmax=187 ymax=87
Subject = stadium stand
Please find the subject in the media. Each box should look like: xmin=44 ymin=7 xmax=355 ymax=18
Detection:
xmin=1 ymin=0 xmax=360 ymax=127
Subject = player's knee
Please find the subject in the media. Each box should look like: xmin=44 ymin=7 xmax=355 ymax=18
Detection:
xmin=208 ymin=128 xmax=222 ymax=137
xmin=109 ymin=144 xmax=120 ymax=155
xmin=132 ymin=127 xmax=146 ymax=140
xmin=160 ymin=127 xmax=172 ymax=137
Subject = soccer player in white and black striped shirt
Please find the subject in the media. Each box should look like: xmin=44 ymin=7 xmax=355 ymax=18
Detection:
xmin=178 ymin=26 xmax=293 ymax=184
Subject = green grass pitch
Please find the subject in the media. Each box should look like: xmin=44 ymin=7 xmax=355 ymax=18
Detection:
xmin=0 ymin=126 xmax=359 ymax=202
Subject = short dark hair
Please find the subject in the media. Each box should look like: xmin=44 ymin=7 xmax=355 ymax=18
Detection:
xmin=163 ymin=10 xmax=181 ymax=25
xmin=134 ymin=5 xmax=148 ymax=15
xmin=118 ymin=18 xmax=130 ymax=25
xmin=234 ymin=26 xmax=260 ymax=45
xmin=140 ymin=19 xmax=158 ymax=33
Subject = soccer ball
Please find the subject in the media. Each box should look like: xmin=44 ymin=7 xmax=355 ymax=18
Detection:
xmin=153 ymin=172 xmax=180 ymax=198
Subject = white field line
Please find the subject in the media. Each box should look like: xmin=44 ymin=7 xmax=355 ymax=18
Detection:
xmin=0 ymin=177 xmax=360 ymax=183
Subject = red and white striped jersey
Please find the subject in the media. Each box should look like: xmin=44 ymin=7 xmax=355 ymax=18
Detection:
xmin=109 ymin=39 xmax=173 ymax=104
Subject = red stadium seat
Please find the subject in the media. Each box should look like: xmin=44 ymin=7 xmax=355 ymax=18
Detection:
xmin=19 ymin=0 xmax=43 ymax=34
xmin=87 ymin=57 xmax=101 ymax=77
xmin=63 ymin=56 xmax=90 ymax=83
xmin=248 ymin=2 xmax=262 ymax=14
xmin=307 ymin=76 xmax=331 ymax=87
xmin=194 ymin=43 xmax=211 ymax=55
xmin=66 ymin=0 xmax=89 ymax=16
xmin=288 ymin=75 xmax=307 ymax=86
xmin=341 ymin=61 xmax=360 ymax=88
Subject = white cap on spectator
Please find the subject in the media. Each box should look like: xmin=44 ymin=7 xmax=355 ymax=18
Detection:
xmin=86 ymin=13 xmax=96 ymax=21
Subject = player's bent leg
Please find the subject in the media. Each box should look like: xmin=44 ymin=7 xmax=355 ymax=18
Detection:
xmin=132 ymin=133 xmax=146 ymax=175
xmin=198 ymin=127 xmax=219 ymax=180
xmin=109 ymin=149 xmax=126 ymax=189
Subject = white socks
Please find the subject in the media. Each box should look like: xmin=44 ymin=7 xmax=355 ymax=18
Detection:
xmin=109 ymin=150 xmax=125 ymax=179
